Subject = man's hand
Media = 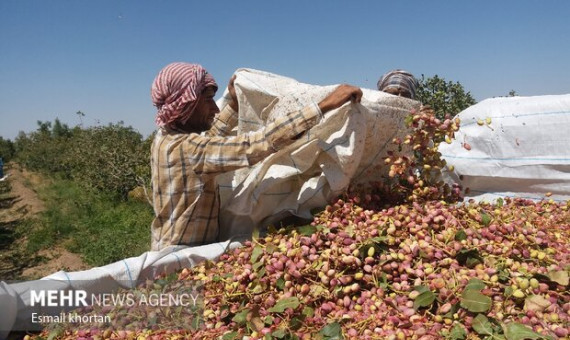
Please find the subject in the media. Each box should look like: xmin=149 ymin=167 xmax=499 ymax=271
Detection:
xmin=318 ymin=84 xmax=363 ymax=114
xmin=227 ymin=75 xmax=239 ymax=112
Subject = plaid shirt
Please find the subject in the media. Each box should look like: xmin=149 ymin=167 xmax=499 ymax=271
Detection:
xmin=150 ymin=103 xmax=322 ymax=250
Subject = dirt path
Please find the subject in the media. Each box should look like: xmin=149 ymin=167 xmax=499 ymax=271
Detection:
xmin=0 ymin=163 xmax=88 ymax=280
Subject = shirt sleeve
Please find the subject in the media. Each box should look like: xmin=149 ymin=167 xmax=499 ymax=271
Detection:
xmin=184 ymin=103 xmax=322 ymax=175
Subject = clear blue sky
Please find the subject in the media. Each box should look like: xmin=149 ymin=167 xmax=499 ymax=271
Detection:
xmin=1 ymin=1 xmax=569 ymax=140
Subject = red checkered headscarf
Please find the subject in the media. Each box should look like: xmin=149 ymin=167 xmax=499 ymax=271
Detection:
xmin=151 ymin=62 xmax=218 ymax=128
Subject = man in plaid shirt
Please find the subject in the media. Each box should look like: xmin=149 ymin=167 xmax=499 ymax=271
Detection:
xmin=150 ymin=62 xmax=362 ymax=250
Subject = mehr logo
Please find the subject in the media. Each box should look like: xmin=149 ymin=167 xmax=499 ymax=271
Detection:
xmin=31 ymin=290 xmax=88 ymax=307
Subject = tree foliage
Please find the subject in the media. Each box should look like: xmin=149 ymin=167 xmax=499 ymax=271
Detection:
xmin=0 ymin=136 xmax=15 ymax=162
xmin=14 ymin=119 xmax=152 ymax=200
xmin=416 ymin=74 xmax=477 ymax=120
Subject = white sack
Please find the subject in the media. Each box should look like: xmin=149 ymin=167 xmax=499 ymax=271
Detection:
xmin=216 ymin=69 xmax=419 ymax=239
xmin=439 ymin=94 xmax=570 ymax=202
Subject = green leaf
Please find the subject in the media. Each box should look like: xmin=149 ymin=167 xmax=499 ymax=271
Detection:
xmin=502 ymin=322 xmax=554 ymax=340
xmin=448 ymin=324 xmax=467 ymax=340
xmin=297 ymin=225 xmax=317 ymax=236
xmin=276 ymin=278 xmax=285 ymax=290
xmin=460 ymin=289 xmax=492 ymax=313
xmin=252 ymin=261 xmax=264 ymax=272
xmin=465 ymin=278 xmax=486 ymax=291
xmin=47 ymin=328 xmax=63 ymax=340
xmin=264 ymin=315 xmax=274 ymax=325
xmin=222 ymin=331 xmax=239 ymax=340
xmin=231 ymin=309 xmax=249 ymax=324
xmin=466 ymin=256 xmax=482 ymax=268
xmin=251 ymin=245 xmax=263 ymax=264
xmin=319 ymin=322 xmax=342 ymax=339
xmin=454 ymin=229 xmax=468 ymax=241
xmin=504 ymin=286 xmax=513 ymax=298
xmin=480 ymin=212 xmax=492 ymax=226
xmin=456 ymin=248 xmax=483 ymax=268
xmin=289 ymin=316 xmax=303 ymax=330
xmin=496 ymin=197 xmax=504 ymax=207
xmin=268 ymin=297 xmax=300 ymax=313
xmin=302 ymin=306 xmax=314 ymax=317
xmin=547 ymin=270 xmax=569 ymax=286
xmin=487 ymin=334 xmax=507 ymax=340
xmin=413 ymin=291 xmax=436 ymax=310
xmin=370 ymin=236 xmax=388 ymax=244
xmin=311 ymin=284 xmax=327 ymax=297
xmin=271 ymin=329 xmax=287 ymax=339
xmin=375 ymin=272 xmax=389 ymax=289
xmin=414 ymin=285 xmax=431 ymax=293
xmin=252 ymin=224 xmax=260 ymax=240
xmin=498 ymin=269 xmax=510 ymax=282
xmin=190 ymin=313 xmax=203 ymax=330
xmin=251 ymin=281 xmax=264 ymax=294
xmin=265 ymin=243 xmax=277 ymax=255
xmin=472 ymin=314 xmax=494 ymax=336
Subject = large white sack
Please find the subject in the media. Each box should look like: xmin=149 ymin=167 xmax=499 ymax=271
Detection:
xmin=216 ymin=69 xmax=420 ymax=240
xmin=439 ymin=94 xmax=570 ymax=202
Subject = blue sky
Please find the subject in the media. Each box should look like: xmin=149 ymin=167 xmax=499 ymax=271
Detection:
xmin=1 ymin=1 xmax=569 ymax=140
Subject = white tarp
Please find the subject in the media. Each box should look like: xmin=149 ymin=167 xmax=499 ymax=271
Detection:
xmin=439 ymin=94 xmax=570 ymax=202
xmin=217 ymin=68 xmax=419 ymax=240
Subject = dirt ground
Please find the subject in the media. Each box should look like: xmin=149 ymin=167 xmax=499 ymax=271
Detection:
xmin=0 ymin=163 xmax=88 ymax=280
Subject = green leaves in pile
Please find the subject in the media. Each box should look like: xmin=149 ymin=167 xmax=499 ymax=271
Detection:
xmin=413 ymin=285 xmax=436 ymax=310
xmin=457 ymin=278 xmax=554 ymax=340
xmin=318 ymin=322 xmax=342 ymax=340
xmin=448 ymin=324 xmax=467 ymax=340
xmin=480 ymin=212 xmax=492 ymax=226
xmin=502 ymin=323 xmax=554 ymax=340
xmin=460 ymin=278 xmax=492 ymax=313
xmin=471 ymin=314 xmax=500 ymax=337
xmin=456 ymin=248 xmax=484 ymax=268
xmin=460 ymin=289 xmax=492 ymax=313
xmin=464 ymin=278 xmax=486 ymax=291
xmin=268 ymin=297 xmax=300 ymax=313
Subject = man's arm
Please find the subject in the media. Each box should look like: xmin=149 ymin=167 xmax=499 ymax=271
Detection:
xmin=185 ymin=103 xmax=321 ymax=175
xmin=185 ymin=84 xmax=363 ymax=175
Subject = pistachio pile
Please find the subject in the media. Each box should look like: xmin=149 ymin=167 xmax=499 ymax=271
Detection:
xmin=34 ymin=107 xmax=569 ymax=340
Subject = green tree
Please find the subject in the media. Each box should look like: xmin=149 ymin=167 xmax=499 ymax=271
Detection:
xmin=14 ymin=120 xmax=74 ymax=176
xmin=0 ymin=136 xmax=15 ymax=162
xmin=416 ymin=75 xmax=476 ymax=120
xmin=51 ymin=118 xmax=72 ymax=138
xmin=66 ymin=123 xmax=150 ymax=199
